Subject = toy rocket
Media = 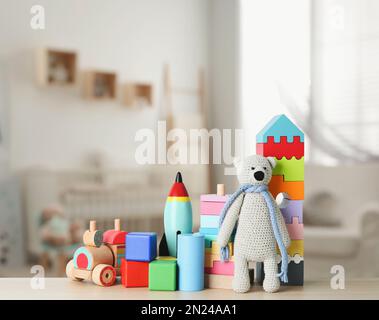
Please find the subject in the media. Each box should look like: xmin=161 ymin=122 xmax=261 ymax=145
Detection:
xmin=163 ymin=172 xmax=193 ymax=257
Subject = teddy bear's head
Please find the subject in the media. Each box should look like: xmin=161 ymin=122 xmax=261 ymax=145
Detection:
xmin=234 ymin=155 xmax=276 ymax=186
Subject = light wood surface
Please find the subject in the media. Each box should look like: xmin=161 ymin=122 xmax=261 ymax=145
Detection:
xmin=0 ymin=278 xmax=378 ymax=300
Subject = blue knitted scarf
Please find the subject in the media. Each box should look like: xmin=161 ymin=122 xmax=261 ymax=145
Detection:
xmin=219 ymin=184 xmax=289 ymax=283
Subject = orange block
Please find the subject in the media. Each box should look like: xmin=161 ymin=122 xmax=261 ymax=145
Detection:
xmin=269 ymin=176 xmax=304 ymax=200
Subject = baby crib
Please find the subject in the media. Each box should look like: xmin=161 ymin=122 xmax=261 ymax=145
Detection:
xmin=60 ymin=184 xmax=165 ymax=234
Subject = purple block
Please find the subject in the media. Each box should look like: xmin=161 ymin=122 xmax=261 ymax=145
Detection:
xmin=280 ymin=200 xmax=303 ymax=224
xmin=126 ymin=232 xmax=157 ymax=262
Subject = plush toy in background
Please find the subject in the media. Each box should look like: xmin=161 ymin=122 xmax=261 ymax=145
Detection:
xmin=39 ymin=205 xmax=82 ymax=276
xmin=40 ymin=205 xmax=70 ymax=247
xmin=217 ymin=155 xmax=290 ymax=293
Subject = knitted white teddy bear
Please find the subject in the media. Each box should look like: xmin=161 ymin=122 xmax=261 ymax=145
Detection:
xmin=217 ymin=155 xmax=290 ymax=293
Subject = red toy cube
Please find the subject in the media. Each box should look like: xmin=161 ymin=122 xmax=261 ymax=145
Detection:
xmin=121 ymin=258 xmax=149 ymax=287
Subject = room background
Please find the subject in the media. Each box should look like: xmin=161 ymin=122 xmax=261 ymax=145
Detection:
xmin=1 ymin=0 xmax=378 ymax=283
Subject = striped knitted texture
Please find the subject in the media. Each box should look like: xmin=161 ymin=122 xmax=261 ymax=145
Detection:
xmin=219 ymin=184 xmax=289 ymax=283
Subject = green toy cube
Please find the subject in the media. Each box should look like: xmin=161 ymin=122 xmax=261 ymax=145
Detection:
xmin=149 ymin=259 xmax=177 ymax=291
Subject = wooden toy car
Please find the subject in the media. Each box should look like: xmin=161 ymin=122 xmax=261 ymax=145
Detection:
xmin=66 ymin=219 xmax=127 ymax=287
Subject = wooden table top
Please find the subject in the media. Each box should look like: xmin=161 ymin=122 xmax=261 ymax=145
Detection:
xmin=0 ymin=278 xmax=378 ymax=300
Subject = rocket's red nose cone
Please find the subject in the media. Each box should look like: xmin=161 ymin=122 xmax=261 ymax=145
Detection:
xmin=169 ymin=172 xmax=188 ymax=197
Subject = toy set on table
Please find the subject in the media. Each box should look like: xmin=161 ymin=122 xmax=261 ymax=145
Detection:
xmin=66 ymin=114 xmax=304 ymax=293
xmin=66 ymin=173 xmax=204 ymax=291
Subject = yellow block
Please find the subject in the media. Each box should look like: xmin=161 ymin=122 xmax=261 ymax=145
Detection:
xmin=277 ymin=239 xmax=304 ymax=257
xmin=205 ymin=252 xmax=234 ymax=268
xmin=157 ymin=256 xmax=177 ymax=261
xmin=205 ymin=241 xmax=233 ymax=256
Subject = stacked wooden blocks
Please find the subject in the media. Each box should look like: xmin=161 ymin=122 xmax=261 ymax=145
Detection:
xmin=121 ymin=232 xmax=157 ymax=287
xmin=120 ymin=232 xmax=179 ymax=290
xmin=256 ymin=114 xmax=304 ymax=286
xmin=199 ymin=185 xmax=235 ymax=289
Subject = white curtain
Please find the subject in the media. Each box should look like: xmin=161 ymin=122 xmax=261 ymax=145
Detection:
xmin=312 ymin=0 xmax=379 ymax=163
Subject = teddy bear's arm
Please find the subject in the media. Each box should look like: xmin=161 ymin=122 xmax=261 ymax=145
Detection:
xmin=276 ymin=207 xmax=291 ymax=248
xmin=275 ymin=192 xmax=290 ymax=209
xmin=217 ymin=193 xmax=244 ymax=247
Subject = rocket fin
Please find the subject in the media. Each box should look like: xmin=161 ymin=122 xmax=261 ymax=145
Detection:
xmin=159 ymin=233 xmax=170 ymax=256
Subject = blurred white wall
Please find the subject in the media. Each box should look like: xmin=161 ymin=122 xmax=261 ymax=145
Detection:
xmin=240 ymin=0 xmax=311 ymax=155
xmin=208 ymin=0 xmax=240 ymax=190
xmin=0 ymin=0 xmax=209 ymax=171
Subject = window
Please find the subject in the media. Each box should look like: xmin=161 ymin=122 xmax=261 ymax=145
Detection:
xmin=240 ymin=0 xmax=379 ymax=164
xmin=312 ymin=0 xmax=379 ymax=163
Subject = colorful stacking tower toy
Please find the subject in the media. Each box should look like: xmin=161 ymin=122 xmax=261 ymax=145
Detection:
xmin=199 ymin=184 xmax=236 ymax=289
xmin=255 ymin=114 xmax=304 ymax=286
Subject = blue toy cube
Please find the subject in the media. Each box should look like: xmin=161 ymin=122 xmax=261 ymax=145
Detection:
xmin=126 ymin=232 xmax=157 ymax=262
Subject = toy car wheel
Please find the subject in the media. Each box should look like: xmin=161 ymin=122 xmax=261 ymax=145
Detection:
xmin=92 ymin=264 xmax=116 ymax=287
xmin=66 ymin=259 xmax=83 ymax=281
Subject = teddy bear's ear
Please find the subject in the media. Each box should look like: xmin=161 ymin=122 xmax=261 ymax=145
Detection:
xmin=233 ymin=157 xmax=242 ymax=170
xmin=267 ymin=157 xmax=276 ymax=169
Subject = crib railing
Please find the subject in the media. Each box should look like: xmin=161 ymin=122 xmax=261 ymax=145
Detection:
xmin=60 ymin=185 xmax=166 ymax=235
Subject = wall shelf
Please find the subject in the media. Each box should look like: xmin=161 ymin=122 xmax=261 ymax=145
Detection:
xmin=123 ymin=83 xmax=153 ymax=107
xmin=83 ymin=71 xmax=117 ymax=100
xmin=37 ymin=48 xmax=77 ymax=86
